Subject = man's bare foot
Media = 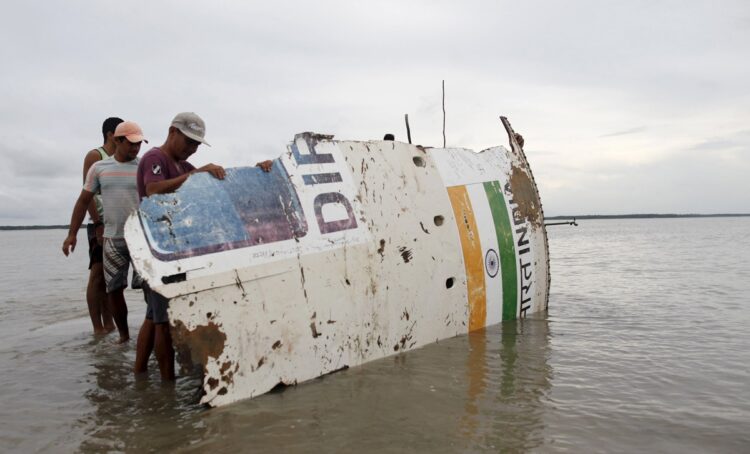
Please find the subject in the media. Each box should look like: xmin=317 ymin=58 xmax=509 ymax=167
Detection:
xmin=103 ymin=325 xmax=116 ymax=333
xmin=93 ymin=328 xmax=109 ymax=336
xmin=116 ymin=336 xmax=130 ymax=344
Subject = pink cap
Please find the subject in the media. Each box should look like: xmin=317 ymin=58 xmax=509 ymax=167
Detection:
xmin=114 ymin=121 xmax=148 ymax=143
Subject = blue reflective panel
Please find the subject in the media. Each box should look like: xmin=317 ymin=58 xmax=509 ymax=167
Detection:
xmin=139 ymin=160 xmax=307 ymax=260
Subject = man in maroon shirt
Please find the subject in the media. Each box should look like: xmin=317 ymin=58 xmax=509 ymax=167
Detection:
xmin=134 ymin=112 xmax=272 ymax=380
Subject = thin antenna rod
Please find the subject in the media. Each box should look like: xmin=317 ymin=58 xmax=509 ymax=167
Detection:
xmin=404 ymin=114 xmax=412 ymax=144
xmin=442 ymin=80 xmax=446 ymax=147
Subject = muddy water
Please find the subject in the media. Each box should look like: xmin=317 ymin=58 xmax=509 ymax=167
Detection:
xmin=1 ymin=218 xmax=749 ymax=452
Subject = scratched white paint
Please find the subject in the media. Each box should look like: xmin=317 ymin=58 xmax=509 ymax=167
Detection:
xmin=125 ymin=121 xmax=549 ymax=407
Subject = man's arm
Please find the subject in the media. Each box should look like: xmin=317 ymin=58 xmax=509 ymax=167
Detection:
xmin=62 ymin=189 xmax=95 ymax=256
xmin=145 ymin=163 xmax=226 ymax=196
xmin=144 ymin=161 xmax=271 ymax=197
xmin=82 ymin=150 xmax=105 ymax=245
xmin=82 ymin=150 xmax=102 ymax=222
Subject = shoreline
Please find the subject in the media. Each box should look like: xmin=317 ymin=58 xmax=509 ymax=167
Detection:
xmin=544 ymin=213 xmax=750 ymax=220
xmin=2 ymin=214 xmax=749 ymax=230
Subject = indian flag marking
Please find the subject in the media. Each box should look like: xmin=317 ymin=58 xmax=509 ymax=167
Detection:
xmin=447 ymin=185 xmax=487 ymax=331
xmin=465 ymin=183 xmax=503 ymax=325
xmin=483 ymin=181 xmax=518 ymax=320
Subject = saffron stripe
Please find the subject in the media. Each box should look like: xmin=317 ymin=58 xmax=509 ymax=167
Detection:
xmin=483 ymin=181 xmax=517 ymax=321
xmin=466 ymin=183 xmax=503 ymax=325
xmin=447 ymin=185 xmax=487 ymax=331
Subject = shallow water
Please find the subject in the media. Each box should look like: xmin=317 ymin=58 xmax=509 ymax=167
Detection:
xmin=1 ymin=218 xmax=749 ymax=452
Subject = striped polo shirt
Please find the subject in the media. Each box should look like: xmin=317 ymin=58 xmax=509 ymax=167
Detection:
xmin=83 ymin=156 xmax=140 ymax=239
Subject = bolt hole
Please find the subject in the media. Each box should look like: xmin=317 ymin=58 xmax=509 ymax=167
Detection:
xmin=412 ymin=156 xmax=426 ymax=167
xmin=445 ymin=277 xmax=455 ymax=289
xmin=433 ymin=215 xmax=444 ymax=226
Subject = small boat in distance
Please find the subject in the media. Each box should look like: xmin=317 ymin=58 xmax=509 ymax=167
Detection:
xmin=124 ymin=117 xmax=550 ymax=407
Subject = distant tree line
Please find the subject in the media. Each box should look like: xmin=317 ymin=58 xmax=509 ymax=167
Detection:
xmin=545 ymin=213 xmax=750 ymax=220
xmin=2 ymin=213 xmax=749 ymax=231
xmin=0 ymin=225 xmax=69 ymax=230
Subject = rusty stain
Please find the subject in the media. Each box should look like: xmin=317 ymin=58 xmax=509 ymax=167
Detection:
xmin=172 ymin=320 xmax=227 ymax=370
xmin=397 ymin=321 xmax=417 ymax=352
xmin=257 ymin=356 xmax=266 ymax=369
xmin=207 ymin=377 xmax=219 ymax=390
xmin=234 ymin=270 xmax=247 ymax=297
xmin=272 ymin=340 xmax=282 ymax=350
xmin=377 ymin=239 xmax=385 ymax=257
xmin=419 ymin=221 xmax=430 ymax=234
xmin=398 ymin=246 xmax=413 ymax=263
xmin=299 ymin=263 xmax=308 ymax=300
xmin=310 ymin=322 xmax=321 ymax=338
xmin=218 ymin=387 xmax=228 ymax=395
xmin=219 ymin=361 xmax=237 ymax=385
xmin=401 ymin=309 xmax=410 ymax=321
xmin=508 ymin=165 xmax=542 ymax=228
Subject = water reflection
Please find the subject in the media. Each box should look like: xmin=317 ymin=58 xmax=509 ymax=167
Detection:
xmin=66 ymin=315 xmax=552 ymax=452
xmin=76 ymin=336 xmax=205 ymax=453
xmin=459 ymin=316 xmax=552 ymax=452
xmin=183 ymin=316 xmax=552 ymax=453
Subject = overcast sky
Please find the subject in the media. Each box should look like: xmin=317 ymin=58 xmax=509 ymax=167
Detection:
xmin=1 ymin=0 xmax=748 ymax=224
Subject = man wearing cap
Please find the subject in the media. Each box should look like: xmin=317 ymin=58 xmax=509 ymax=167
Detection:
xmin=80 ymin=117 xmax=122 ymax=335
xmin=134 ymin=112 xmax=272 ymax=379
xmin=62 ymin=121 xmax=147 ymax=344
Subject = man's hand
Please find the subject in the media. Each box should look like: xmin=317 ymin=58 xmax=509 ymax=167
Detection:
xmin=197 ymin=163 xmax=226 ymax=180
xmin=95 ymin=224 xmax=104 ymax=245
xmin=256 ymin=160 xmax=273 ymax=173
xmin=62 ymin=234 xmax=77 ymax=256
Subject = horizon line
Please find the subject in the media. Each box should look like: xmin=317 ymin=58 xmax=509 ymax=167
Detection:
xmin=2 ymin=213 xmax=749 ymax=230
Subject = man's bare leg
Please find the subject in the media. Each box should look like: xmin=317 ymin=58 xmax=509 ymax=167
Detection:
xmin=88 ymin=262 xmax=114 ymax=333
xmin=100 ymin=297 xmax=115 ymax=332
xmin=134 ymin=319 xmax=155 ymax=374
xmin=107 ymin=289 xmax=129 ymax=343
xmin=86 ymin=264 xmax=107 ymax=334
xmin=154 ymin=323 xmax=175 ymax=381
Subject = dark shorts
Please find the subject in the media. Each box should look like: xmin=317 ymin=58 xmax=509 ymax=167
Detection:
xmin=87 ymin=223 xmax=103 ymax=269
xmin=143 ymin=282 xmax=170 ymax=324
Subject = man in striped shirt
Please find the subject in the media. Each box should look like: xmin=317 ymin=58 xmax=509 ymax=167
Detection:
xmin=62 ymin=121 xmax=147 ymax=343
xmin=81 ymin=117 xmax=121 ymax=335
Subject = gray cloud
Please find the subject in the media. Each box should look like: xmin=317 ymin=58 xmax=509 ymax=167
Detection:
xmin=0 ymin=0 xmax=749 ymax=224
xmin=599 ymin=127 xmax=647 ymax=138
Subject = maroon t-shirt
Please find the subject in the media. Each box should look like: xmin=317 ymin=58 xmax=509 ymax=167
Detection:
xmin=137 ymin=147 xmax=196 ymax=200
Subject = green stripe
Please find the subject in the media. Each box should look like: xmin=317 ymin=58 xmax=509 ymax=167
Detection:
xmin=483 ymin=181 xmax=517 ymax=320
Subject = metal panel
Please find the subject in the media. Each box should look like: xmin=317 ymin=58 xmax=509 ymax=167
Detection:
xmin=125 ymin=121 xmax=549 ymax=407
